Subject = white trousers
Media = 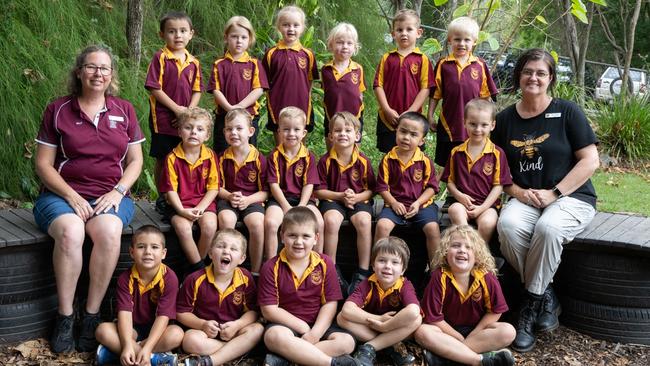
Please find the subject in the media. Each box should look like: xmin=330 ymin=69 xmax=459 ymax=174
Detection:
xmin=497 ymin=196 xmax=596 ymax=295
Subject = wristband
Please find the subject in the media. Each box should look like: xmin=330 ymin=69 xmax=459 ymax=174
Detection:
xmin=551 ymin=186 xmax=564 ymax=198
xmin=114 ymin=184 xmax=127 ymax=196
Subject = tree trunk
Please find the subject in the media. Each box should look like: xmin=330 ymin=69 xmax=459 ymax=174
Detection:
xmin=621 ymin=0 xmax=642 ymax=98
xmin=126 ymin=0 xmax=144 ymax=65
xmin=413 ymin=0 xmax=423 ymax=17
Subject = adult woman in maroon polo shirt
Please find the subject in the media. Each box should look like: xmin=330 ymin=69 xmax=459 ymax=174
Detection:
xmin=33 ymin=45 xmax=144 ymax=353
xmin=491 ymin=49 xmax=598 ymax=353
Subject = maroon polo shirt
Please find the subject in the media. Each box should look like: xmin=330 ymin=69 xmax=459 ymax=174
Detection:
xmin=421 ymin=267 xmax=508 ymax=327
xmin=207 ymin=51 xmax=268 ymax=116
xmin=433 ymin=54 xmax=498 ymax=142
xmin=347 ymin=274 xmax=419 ymax=315
xmin=36 ymin=95 xmax=145 ymax=199
xmin=316 ymin=147 xmax=376 ymax=197
xmin=159 ymin=144 xmax=219 ymax=211
xmin=257 ymin=250 xmax=342 ymax=325
xmin=373 ymin=48 xmax=434 ymax=130
xmin=263 ymin=41 xmax=319 ymax=126
xmin=218 ymin=145 xmax=268 ymax=196
xmin=116 ymin=264 xmax=178 ymax=326
xmin=441 ymin=139 xmax=512 ymax=207
xmin=376 ymin=147 xmax=439 ymax=208
xmin=145 ymin=46 xmax=203 ymax=136
xmin=321 ymin=60 xmax=366 ymax=119
xmin=177 ymin=266 xmax=257 ymax=323
xmin=267 ymin=144 xmax=319 ymax=199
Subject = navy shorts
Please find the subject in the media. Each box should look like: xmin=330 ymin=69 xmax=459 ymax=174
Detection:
xmin=319 ymin=200 xmax=373 ymax=220
xmin=149 ymin=132 xmax=182 ymax=160
xmin=267 ymin=196 xmax=317 ymax=208
xmin=376 ymin=114 xmax=397 ymax=153
xmin=33 ymin=191 xmax=135 ymax=233
xmin=378 ymin=205 xmax=438 ymax=229
xmin=434 ymin=127 xmax=462 ymax=167
xmin=217 ymin=199 xmax=265 ymax=220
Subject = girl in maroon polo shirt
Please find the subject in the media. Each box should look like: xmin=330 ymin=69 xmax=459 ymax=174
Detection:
xmin=415 ymin=225 xmax=515 ymax=366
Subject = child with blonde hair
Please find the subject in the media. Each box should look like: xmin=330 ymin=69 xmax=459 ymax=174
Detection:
xmin=208 ymin=15 xmax=268 ymax=153
xmin=263 ymin=5 xmax=319 ymax=144
xmin=321 ymin=23 xmax=366 ymax=150
xmin=415 ymin=225 xmax=515 ymax=366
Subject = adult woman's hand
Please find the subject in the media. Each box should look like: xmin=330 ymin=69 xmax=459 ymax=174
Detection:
xmin=93 ymin=189 xmax=124 ymax=214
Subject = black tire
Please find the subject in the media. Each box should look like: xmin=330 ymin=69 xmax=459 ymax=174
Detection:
xmin=0 ymin=244 xmax=56 ymax=304
xmin=0 ymin=294 xmax=58 ymax=344
xmin=610 ymin=77 xmax=633 ymax=96
xmin=560 ymin=296 xmax=650 ymax=345
xmin=556 ymin=250 xmax=650 ymax=308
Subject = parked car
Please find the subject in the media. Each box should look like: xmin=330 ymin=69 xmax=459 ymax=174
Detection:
xmin=594 ymin=67 xmax=647 ymax=101
xmin=556 ymin=57 xmax=573 ymax=83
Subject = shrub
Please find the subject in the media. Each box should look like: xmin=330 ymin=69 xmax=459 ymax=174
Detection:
xmin=595 ymin=95 xmax=650 ymax=161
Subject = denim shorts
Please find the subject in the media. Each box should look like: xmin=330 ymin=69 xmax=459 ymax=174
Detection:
xmin=378 ymin=205 xmax=438 ymax=229
xmin=33 ymin=191 xmax=135 ymax=233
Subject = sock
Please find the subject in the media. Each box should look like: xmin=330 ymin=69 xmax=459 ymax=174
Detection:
xmin=358 ymin=268 xmax=373 ymax=277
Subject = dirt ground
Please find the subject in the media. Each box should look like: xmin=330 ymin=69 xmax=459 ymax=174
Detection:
xmin=1 ymin=325 xmax=648 ymax=366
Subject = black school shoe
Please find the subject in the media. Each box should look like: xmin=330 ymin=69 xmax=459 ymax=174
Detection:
xmin=537 ymin=285 xmax=561 ymax=332
xmin=77 ymin=311 xmax=101 ymax=352
xmin=385 ymin=343 xmax=416 ymax=365
xmin=332 ymin=354 xmax=362 ymax=366
xmin=353 ymin=343 xmax=376 ymax=366
xmin=263 ymin=353 xmax=289 ymax=366
xmin=50 ymin=313 xmax=75 ymax=353
xmin=481 ymin=349 xmax=515 ymax=366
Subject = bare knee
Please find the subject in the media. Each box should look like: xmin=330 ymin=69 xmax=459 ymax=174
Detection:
xmin=182 ymin=329 xmax=206 ymax=353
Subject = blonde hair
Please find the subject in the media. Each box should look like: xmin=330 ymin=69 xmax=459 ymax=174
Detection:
xmin=211 ymin=228 xmax=248 ymax=254
xmin=225 ymin=108 xmax=253 ymax=127
xmin=448 ymin=16 xmax=479 ymax=41
xmin=177 ymin=107 xmax=214 ymax=130
xmin=464 ymin=98 xmax=496 ymax=121
xmin=276 ymin=5 xmax=306 ymax=30
xmin=371 ymin=237 xmax=411 ymax=271
xmin=224 ymin=15 xmax=256 ymax=48
xmin=330 ymin=111 xmax=361 ymax=133
xmin=326 ymin=23 xmax=360 ymax=55
xmin=278 ymin=106 xmax=307 ymax=127
xmin=432 ymin=225 xmax=497 ymax=275
xmin=393 ymin=9 xmax=420 ymax=28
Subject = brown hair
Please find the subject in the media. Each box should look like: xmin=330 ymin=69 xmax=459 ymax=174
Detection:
xmin=211 ymin=228 xmax=248 ymax=253
xmin=177 ymin=107 xmax=214 ymax=130
xmin=398 ymin=111 xmax=429 ymax=137
xmin=281 ymin=206 xmax=318 ymax=234
xmin=432 ymin=225 xmax=497 ymax=275
xmin=330 ymin=111 xmax=361 ymax=133
xmin=68 ymin=45 xmax=119 ymax=96
xmin=393 ymin=9 xmax=420 ymax=28
xmin=371 ymin=237 xmax=411 ymax=271
xmin=225 ymin=108 xmax=253 ymax=128
xmin=278 ymin=106 xmax=307 ymax=127
xmin=512 ymin=48 xmax=557 ymax=93
xmin=464 ymin=98 xmax=497 ymax=121
xmin=132 ymin=225 xmax=165 ymax=248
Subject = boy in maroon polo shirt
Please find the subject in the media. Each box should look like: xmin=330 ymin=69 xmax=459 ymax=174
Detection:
xmin=375 ymin=112 xmax=441 ymax=267
xmin=159 ymin=108 xmax=219 ymax=274
xmin=321 ymin=23 xmax=365 ymax=150
xmin=337 ymin=237 xmax=421 ymax=366
xmin=146 ymin=11 xmax=203 ymax=212
xmin=177 ymin=229 xmax=263 ymax=366
xmin=217 ymin=109 xmax=268 ymax=275
xmin=441 ymin=99 xmax=512 ymax=244
xmin=95 ymin=225 xmax=183 ymax=366
xmin=264 ymin=106 xmax=323 ymax=260
xmin=208 ymin=15 xmax=268 ymax=153
xmin=374 ymin=9 xmax=434 ymax=153
xmin=258 ymin=207 xmax=359 ymax=366
xmin=263 ymin=5 xmax=319 ymax=145
xmin=428 ymin=17 xmax=498 ymax=171
xmin=415 ymin=225 xmax=515 ymax=366
xmin=315 ymin=112 xmax=375 ymax=294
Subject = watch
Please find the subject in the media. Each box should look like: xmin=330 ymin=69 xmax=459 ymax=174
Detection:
xmin=551 ymin=186 xmax=564 ymax=198
xmin=114 ymin=184 xmax=127 ymax=195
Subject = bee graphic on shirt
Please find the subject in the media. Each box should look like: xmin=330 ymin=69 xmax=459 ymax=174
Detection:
xmin=510 ymin=133 xmax=550 ymax=159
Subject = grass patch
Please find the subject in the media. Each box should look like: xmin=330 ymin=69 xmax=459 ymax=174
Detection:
xmin=592 ymin=169 xmax=650 ymax=216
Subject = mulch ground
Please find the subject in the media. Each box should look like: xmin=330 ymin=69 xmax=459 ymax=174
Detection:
xmin=1 ymin=325 xmax=648 ymax=365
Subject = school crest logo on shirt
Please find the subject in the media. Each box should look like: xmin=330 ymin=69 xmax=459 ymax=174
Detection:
xmin=202 ymin=167 xmax=209 ymax=179
xmin=188 ymin=70 xmax=195 ymax=82
xmin=351 ymin=168 xmax=360 ymax=182
xmin=471 ymin=68 xmax=480 ymax=80
xmin=149 ymin=287 xmax=161 ymax=305
xmin=483 ymin=163 xmax=494 ymax=176
xmin=351 ymin=72 xmax=359 ymax=85
xmin=388 ymin=292 xmax=401 ymax=308
xmin=310 ymin=268 xmax=323 ymax=285
xmin=295 ymin=161 xmax=305 ymax=177
xmin=413 ymin=169 xmax=423 ymax=182
xmin=242 ymin=68 xmax=252 ymax=81
xmin=471 ymin=288 xmax=483 ymax=302
xmin=248 ymin=170 xmax=257 ymax=182
xmin=298 ymin=56 xmax=307 ymax=69
xmin=232 ymin=290 xmax=244 ymax=306
xmin=410 ymin=63 xmax=419 ymax=75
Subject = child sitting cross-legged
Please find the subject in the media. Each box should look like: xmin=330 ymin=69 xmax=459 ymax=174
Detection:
xmin=337 ymin=237 xmax=422 ymax=366
xmin=415 ymin=225 xmax=516 ymax=366
xmin=177 ymin=228 xmax=263 ymax=366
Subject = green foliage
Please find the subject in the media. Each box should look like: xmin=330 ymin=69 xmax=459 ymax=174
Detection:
xmin=595 ymin=95 xmax=650 ymax=160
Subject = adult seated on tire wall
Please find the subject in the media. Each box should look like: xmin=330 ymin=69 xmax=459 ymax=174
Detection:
xmin=491 ymin=48 xmax=599 ymax=353
xmin=33 ymin=45 xmax=144 ymax=353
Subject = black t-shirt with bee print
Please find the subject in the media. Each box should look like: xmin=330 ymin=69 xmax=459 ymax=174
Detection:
xmin=492 ymin=98 xmax=597 ymax=208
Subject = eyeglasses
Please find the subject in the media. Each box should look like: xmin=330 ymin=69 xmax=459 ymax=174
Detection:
xmin=82 ymin=64 xmax=113 ymax=76
xmin=521 ymin=69 xmax=549 ymax=78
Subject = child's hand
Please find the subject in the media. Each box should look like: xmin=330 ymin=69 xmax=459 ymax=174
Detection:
xmin=179 ymin=208 xmax=202 ymax=221
xmin=219 ymin=321 xmax=238 ymax=341
xmin=366 ymin=317 xmax=389 ymax=332
xmin=467 ymin=204 xmax=487 ymax=219
xmin=377 ymin=311 xmax=396 ymax=322
xmin=404 ymin=202 xmax=420 ymax=219
xmin=202 ymin=320 xmax=220 ymax=338
xmin=384 ymin=108 xmax=400 ymax=127
xmin=120 ymin=345 xmax=137 ymax=366
xmin=343 ymin=189 xmax=357 ymax=209
xmin=174 ymin=105 xmax=189 ymax=116
xmin=301 ymin=329 xmax=319 ymax=344
xmin=237 ymin=195 xmax=252 ymax=210
xmin=135 ymin=347 xmax=152 ymax=366
xmin=456 ymin=193 xmax=475 ymax=210
xmin=229 ymin=191 xmax=243 ymax=207
xmin=281 ymin=203 xmax=292 ymax=213
xmin=390 ymin=201 xmax=407 ymax=216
